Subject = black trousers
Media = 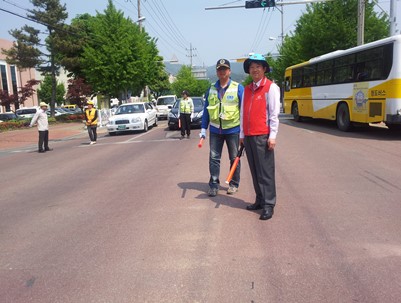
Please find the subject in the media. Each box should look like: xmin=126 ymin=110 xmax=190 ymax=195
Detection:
xmin=87 ymin=126 xmax=97 ymax=142
xmin=180 ymin=113 xmax=191 ymax=137
xmin=244 ymin=134 xmax=276 ymax=209
xmin=38 ymin=130 xmax=49 ymax=151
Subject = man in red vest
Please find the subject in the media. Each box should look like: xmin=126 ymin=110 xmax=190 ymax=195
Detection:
xmin=240 ymin=53 xmax=281 ymax=221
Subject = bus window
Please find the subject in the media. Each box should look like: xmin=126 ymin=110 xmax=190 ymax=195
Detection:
xmin=333 ymin=54 xmax=355 ymax=83
xmin=316 ymin=60 xmax=333 ymax=86
xmin=303 ymin=65 xmax=316 ymax=87
xmin=292 ymin=68 xmax=302 ymax=88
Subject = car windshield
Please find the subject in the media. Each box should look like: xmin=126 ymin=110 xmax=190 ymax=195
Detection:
xmin=157 ymin=97 xmax=175 ymax=106
xmin=115 ymin=104 xmax=144 ymax=115
xmin=192 ymin=98 xmax=204 ymax=107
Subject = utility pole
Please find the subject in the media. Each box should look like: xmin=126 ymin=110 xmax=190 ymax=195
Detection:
xmin=186 ymin=43 xmax=196 ymax=67
xmin=137 ymin=0 xmax=143 ymax=31
xmin=357 ymin=0 xmax=365 ymax=45
xmin=390 ymin=0 xmax=400 ymax=36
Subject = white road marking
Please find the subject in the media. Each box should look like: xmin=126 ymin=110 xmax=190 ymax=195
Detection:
xmin=124 ymin=127 xmax=156 ymax=142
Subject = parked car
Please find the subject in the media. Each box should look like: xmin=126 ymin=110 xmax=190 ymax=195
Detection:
xmin=0 ymin=112 xmax=19 ymax=122
xmin=56 ymin=107 xmax=77 ymax=114
xmin=156 ymin=95 xmax=177 ymax=119
xmin=62 ymin=104 xmax=77 ymax=110
xmin=107 ymin=102 xmax=157 ymax=135
xmin=168 ymin=97 xmax=205 ymax=130
xmin=46 ymin=109 xmax=64 ymax=117
xmin=16 ymin=107 xmax=38 ymax=119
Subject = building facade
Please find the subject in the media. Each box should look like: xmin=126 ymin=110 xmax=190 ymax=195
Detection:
xmin=0 ymin=38 xmax=38 ymax=113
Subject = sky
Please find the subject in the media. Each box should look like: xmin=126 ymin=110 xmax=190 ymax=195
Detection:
xmin=0 ymin=0 xmax=394 ymax=67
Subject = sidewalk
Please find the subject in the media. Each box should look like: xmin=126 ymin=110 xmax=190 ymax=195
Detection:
xmin=0 ymin=122 xmax=100 ymax=151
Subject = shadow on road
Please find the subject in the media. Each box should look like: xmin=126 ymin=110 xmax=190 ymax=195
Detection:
xmin=281 ymin=117 xmax=401 ymax=141
xmin=177 ymin=181 xmax=249 ymax=210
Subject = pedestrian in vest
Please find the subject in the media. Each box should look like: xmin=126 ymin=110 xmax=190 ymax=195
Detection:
xmin=179 ymin=90 xmax=194 ymax=139
xmin=29 ymin=102 xmax=52 ymax=153
xmin=240 ymin=53 xmax=280 ymax=221
xmin=85 ymin=101 xmax=98 ymax=145
xmin=200 ymin=59 xmax=244 ymax=197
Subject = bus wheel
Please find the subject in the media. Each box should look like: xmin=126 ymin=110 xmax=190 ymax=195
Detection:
xmin=292 ymin=102 xmax=302 ymax=122
xmin=336 ymin=103 xmax=352 ymax=131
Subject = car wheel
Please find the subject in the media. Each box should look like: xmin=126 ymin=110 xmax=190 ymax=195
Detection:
xmin=143 ymin=120 xmax=148 ymax=132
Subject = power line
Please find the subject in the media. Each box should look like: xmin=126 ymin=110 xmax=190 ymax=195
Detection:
xmin=255 ymin=9 xmax=274 ymax=50
xmin=154 ymin=0 xmax=189 ymax=46
xmin=120 ymin=0 xmax=188 ymax=59
xmin=1 ymin=0 xmax=30 ymax=12
xmin=144 ymin=0 xmax=187 ymax=49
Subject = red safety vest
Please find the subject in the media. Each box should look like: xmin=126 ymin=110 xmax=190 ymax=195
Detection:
xmin=242 ymin=77 xmax=272 ymax=136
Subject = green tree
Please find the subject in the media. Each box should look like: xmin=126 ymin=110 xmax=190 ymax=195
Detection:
xmin=37 ymin=74 xmax=66 ymax=106
xmin=148 ymin=64 xmax=171 ymax=99
xmin=52 ymin=13 xmax=93 ymax=78
xmin=81 ymin=0 xmax=163 ymax=100
xmin=28 ymin=0 xmax=68 ymax=116
xmin=194 ymin=79 xmax=211 ymax=97
xmin=270 ymin=0 xmax=389 ymax=84
xmin=171 ymin=66 xmax=210 ymax=97
xmin=1 ymin=25 xmax=42 ymax=71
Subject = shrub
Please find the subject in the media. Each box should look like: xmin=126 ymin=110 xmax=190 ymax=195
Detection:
xmin=0 ymin=119 xmax=30 ymax=132
xmin=0 ymin=114 xmax=84 ymax=132
xmin=55 ymin=114 xmax=84 ymax=122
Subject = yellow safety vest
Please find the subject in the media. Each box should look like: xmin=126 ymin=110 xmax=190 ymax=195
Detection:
xmin=207 ymin=81 xmax=240 ymax=129
xmin=85 ymin=108 xmax=98 ymax=126
xmin=180 ymin=98 xmax=193 ymax=114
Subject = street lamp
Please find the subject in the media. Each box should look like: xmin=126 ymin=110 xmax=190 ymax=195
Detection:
xmin=136 ymin=16 xmax=145 ymax=30
xmin=157 ymin=59 xmax=179 ymax=64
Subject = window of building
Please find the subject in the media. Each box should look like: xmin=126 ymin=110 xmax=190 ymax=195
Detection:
xmin=0 ymin=64 xmax=8 ymax=92
xmin=10 ymin=65 xmax=18 ymax=93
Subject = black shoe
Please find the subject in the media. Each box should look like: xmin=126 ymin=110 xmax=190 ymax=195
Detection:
xmin=45 ymin=148 xmax=53 ymax=151
xmin=208 ymin=187 xmax=218 ymax=197
xmin=246 ymin=203 xmax=262 ymax=211
xmin=180 ymin=136 xmax=185 ymax=140
xmin=38 ymin=150 xmax=46 ymax=153
xmin=259 ymin=207 xmax=274 ymax=221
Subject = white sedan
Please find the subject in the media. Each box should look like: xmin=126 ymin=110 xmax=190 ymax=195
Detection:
xmin=107 ymin=102 xmax=157 ymax=135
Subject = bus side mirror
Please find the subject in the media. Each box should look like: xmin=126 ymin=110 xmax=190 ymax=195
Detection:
xmin=285 ymin=80 xmax=291 ymax=92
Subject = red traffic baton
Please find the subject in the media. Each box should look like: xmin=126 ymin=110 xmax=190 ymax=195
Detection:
xmin=225 ymin=145 xmax=245 ymax=184
xmin=198 ymin=137 xmax=205 ymax=148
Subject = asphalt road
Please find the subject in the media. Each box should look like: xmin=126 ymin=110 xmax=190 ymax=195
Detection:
xmin=1 ymin=118 xmax=401 ymax=303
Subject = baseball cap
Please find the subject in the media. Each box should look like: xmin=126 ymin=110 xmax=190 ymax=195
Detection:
xmin=216 ymin=59 xmax=231 ymax=70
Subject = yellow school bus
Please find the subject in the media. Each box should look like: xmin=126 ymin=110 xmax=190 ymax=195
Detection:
xmin=283 ymin=35 xmax=401 ymax=131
